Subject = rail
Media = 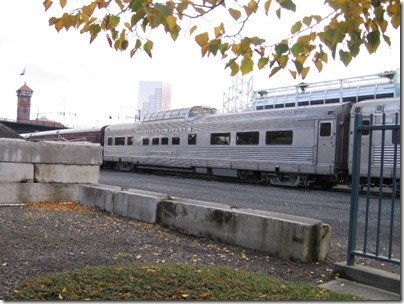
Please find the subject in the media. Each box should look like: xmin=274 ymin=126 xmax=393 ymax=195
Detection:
xmin=347 ymin=113 xmax=400 ymax=266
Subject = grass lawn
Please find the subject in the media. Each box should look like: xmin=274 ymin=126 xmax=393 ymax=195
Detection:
xmin=6 ymin=263 xmax=361 ymax=301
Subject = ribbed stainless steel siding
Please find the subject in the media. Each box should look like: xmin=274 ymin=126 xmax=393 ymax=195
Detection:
xmin=372 ymin=146 xmax=401 ymax=166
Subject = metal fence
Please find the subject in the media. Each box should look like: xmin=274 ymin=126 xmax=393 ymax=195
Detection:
xmin=347 ymin=113 xmax=401 ymax=266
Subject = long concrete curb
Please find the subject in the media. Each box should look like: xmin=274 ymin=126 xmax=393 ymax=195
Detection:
xmin=78 ymin=184 xmax=330 ymax=262
xmin=333 ymin=262 xmax=401 ymax=294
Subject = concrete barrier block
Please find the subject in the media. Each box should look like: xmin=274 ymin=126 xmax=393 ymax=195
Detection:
xmin=0 ymin=162 xmax=34 ymax=183
xmin=157 ymin=199 xmax=330 ymax=262
xmin=78 ymin=184 xmax=121 ymax=211
xmin=114 ymin=190 xmax=170 ymax=223
xmin=0 ymin=183 xmax=79 ymax=204
xmin=0 ymin=138 xmax=103 ymax=165
xmin=34 ymin=164 xmax=99 ymax=184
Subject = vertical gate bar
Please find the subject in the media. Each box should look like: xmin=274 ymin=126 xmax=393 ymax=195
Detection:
xmin=388 ymin=113 xmax=399 ymax=259
xmin=347 ymin=114 xmax=362 ymax=265
xmin=363 ymin=114 xmax=374 ymax=253
xmin=375 ymin=114 xmax=386 ymax=257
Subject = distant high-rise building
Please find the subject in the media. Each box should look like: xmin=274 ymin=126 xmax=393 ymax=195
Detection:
xmin=138 ymin=81 xmax=171 ymax=119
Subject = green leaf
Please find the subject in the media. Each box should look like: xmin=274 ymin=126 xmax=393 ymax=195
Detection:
xmin=275 ymin=42 xmax=289 ymax=55
xmin=130 ymin=0 xmax=143 ymax=11
xmin=276 ymin=0 xmax=296 ymax=12
xmin=291 ymin=21 xmax=302 ymax=34
xmin=109 ymin=15 xmax=120 ymax=27
xmin=143 ymin=39 xmax=153 ymax=57
xmin=240 ymin=56 xmax=254 ymax=75
xmin=339 ymin=50 xmax=352 ymax=66
xmin=121 ymin=39 xmax=129 ymax=50
xmin=291 ymin=42 xmax=303 ymax=56
xmin=365 ymin=30 xmax=380 ymax=53
xmin=302 ymin=16 xmax=312 ymax=27
xmin=257 ymin=57 xmax=269 ymax=69
xmin=250 ymin=36 xmax=266 ymax=46
xmin=269 ymin=66 xmax=281 ymax=78
xmin=208 ymin=39 xmax=221 ymax=56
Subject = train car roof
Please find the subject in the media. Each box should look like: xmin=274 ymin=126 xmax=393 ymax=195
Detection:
xmin=21 ymin=125 xmax=105 ymax=138
xmin=142 ymin=106 xmax=219 ymax=122
xmin=351 ymin=97 xmax=400 ymax=115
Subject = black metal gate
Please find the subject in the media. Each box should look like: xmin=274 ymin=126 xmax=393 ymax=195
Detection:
xmin=347 ymin=113 xmax=400 ymax=266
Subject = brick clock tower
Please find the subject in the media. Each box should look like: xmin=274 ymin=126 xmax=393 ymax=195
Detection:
xmin=16 ymin=83 xmax=34 ymax=122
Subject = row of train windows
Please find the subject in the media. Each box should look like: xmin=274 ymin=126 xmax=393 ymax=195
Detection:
xmin=107 ymin=131 xmax=295 ymax=146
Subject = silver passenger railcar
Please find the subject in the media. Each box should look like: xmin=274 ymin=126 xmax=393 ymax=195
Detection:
xmin=348 ymin=97 xmax=400 ymax=187
xmin=103 ymin=103 xmax=353 ymax=187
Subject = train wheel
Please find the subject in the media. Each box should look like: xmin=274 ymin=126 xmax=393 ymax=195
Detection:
xmin=238 ymin=170 xmax=249 ymax=180
xmin=269 ymin=176 xmax=280 ymax=185
xmin=289 ymin=174 xmax=299 ymax=186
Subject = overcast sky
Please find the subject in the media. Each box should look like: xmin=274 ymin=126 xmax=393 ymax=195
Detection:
xmin=0 ymin=1 xmax=400 ymax=127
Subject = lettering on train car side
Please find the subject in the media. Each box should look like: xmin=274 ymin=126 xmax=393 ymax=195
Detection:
xmin=148 ymin=151 xmax=173 ymax=155
xmin=136 ymin=127 xmax=191 ymax=134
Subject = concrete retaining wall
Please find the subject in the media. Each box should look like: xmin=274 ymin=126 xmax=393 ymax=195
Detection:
xmin=78 ymin=184 xmax=331 ymax=262
xmin=0 ymin=138 xmax=102 ymax=204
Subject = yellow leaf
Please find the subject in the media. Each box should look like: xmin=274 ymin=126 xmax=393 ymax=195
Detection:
xmin=59 ymin=0 xmax=66 ymax=8
xmin=264 ymin=0 xmax=271 ymax=15
xmin=190 ymin=25 xmax=197 ymax=35
xmin=289 ymin=69 xmax=297 ymax=79
xmin=195 ymin=32 xmax=209 ymax=47
xmin=228 ymin=8 xmax=241 ymax=20
xmin=166 ymin=15 xmax=176 ymax=31
xmin=83 ymin=2 xmax=97 ymax=17
xmin=214 ymin=25 xmax=221 ymax=38
xmin=301 ymin=66 xmax=310 ymax=79
xmin=43 ymin=0 xmax=53 ymax=11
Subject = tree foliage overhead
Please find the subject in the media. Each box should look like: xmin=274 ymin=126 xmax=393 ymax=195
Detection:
xmin=43 ymin=0 xmax=400 ymax=79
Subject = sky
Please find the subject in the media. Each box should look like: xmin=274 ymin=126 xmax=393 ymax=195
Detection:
xmin=0 ymin=1 xmax=401 ymax=128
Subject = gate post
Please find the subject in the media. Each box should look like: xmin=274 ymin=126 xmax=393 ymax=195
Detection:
xmin=347 ymin=114 xmax=362 ymax=266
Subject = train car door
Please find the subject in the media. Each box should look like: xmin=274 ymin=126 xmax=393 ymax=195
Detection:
xmin=316 ymin=120 xmax=335 ymax=169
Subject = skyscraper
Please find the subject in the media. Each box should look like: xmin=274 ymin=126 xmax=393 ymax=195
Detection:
xmin=138 ymin=81 xmax=171 ymax=119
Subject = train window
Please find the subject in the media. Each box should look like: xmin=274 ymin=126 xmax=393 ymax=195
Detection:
xmin=157 ymin=111 xmax=165 ymax=120
xmin=161 ymin=137 xmax=169 ymax=145
xmin=236 ymin=132 xmax=259 ymax=145
xmin=392 ymin=129 xmax=400 ymax=145
xmin=256 ymin=106 xmax=264 ymax=110
xmin=152 ymin=138 xmax=159 ymax=145
xmin=362 ymin=120 xmax=370 ymax=136
xmin=172 ymin=137 xmax=180 ymax=145
xmin=320 ymin=123 xmax=332 ymax=137
xmin=143 ymin=138 xmax=149 ymax=145
xmin=188 ymin=134 xmax=197 ymax=145
xmin=127 ymin=136 xmax=133 ymax=145
xmin=178 ymin=108 xmax=188 ymax=118
xmin=115 ymin=137 xmax=125 ymax=145
xmin=266 ymin=131 xmax=293 ymax=145
xmin=107 ymin=137 xmax=113 ymax=145
xmin=189 ymin=107 xmax=202 ymax=118
xmin=170 ymin=110 xmax=180 ymax=118
xmin=211 ymin=133 xmax=230 ymax=145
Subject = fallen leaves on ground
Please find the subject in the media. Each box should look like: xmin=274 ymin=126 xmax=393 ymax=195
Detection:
xmin=25 ymin=201 xmax=96 ymax=213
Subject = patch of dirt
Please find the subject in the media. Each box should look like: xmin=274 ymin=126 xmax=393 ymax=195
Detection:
xmin=0 ymin=201 xmax=399 ymax=299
